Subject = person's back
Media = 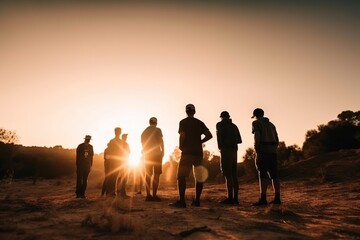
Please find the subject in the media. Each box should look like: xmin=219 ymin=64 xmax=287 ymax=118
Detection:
xmin=141 ymin=125 xmax=163 ymax=157
xmin=76 ymin=142 xmax=93 ymax=167
xmin=216 ymin=118 xmax=242 ymax=150
xmin=179 ymin=117 xmax=208 ymax=156
xmin=107 ymin=138 xmax=123 ymax=158
xmin=252 ymin=117 xmax=279 ymax=153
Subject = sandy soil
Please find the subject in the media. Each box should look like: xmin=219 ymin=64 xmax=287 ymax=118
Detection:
xmin=0 ymin=174 xmax=359 ymax=240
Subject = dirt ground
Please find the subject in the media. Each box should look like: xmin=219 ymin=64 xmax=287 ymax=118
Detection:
xmin=0 ymin=175 xmax=359 ymax=240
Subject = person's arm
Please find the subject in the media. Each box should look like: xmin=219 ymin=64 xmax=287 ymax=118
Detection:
xmin=90 ymin=145 xmax=94 ymax=167
xmin=201 ymin=129 xmax=213 ymax=144
xmin=179 ymin=131 xmax=185 ymax=151
xmin=236 ymin=126 xmax=242 ymax=144
xmin=252 ymin=122 xmax=261 ymax=150
xmin=160 ymin=137 xmax=165 ymax=157
xmin=216 ymin=123 xmax=222 ymax=150
xmin=273 ymin=124 xmax=279 ymax=145
xmin=76 ymin=145 xmax=81 ymax=166
xmin=178 ymin=122 xmax=184 ymax=151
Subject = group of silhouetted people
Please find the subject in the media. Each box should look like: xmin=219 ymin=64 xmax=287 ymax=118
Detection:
xmin=101 ymin=127 xmax=130 ymax=198
xmin=76 ymin=104 xmax=281 ymax=207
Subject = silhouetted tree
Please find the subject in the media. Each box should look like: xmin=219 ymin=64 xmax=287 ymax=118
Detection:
xmin=242 ymin=147 xmax=258 ymax=180
xmin=203 ymin=153 xmax=222 ymax=182
xmin=302 ymin=110 xmax=360 ymax=158
xmin=0 ymin=128 xmax=19 ymax=144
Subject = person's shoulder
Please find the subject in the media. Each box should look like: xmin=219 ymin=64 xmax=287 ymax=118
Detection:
xmin=252 ymin=119 xmax=259 ymax=124
xmin=192 ymin=117 xmax=203 ymax=123
xmin=142 ymin=126 xmax=150 ymax=132
xmin=179 ymin=117 xmax=187 ymax=123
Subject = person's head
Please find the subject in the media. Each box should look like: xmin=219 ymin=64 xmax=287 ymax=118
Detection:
xmin=84 ymin=135 xmax=91 ymax=143
xmin=220 ymin=111 xmax=230 ymax=119
xmin=121 ymin=133 xmax=128 ymax=141
xmin=149 ymin=117 xmax=157 ymax=126
xmin=251 ymin=108 xmax=264 ymax=119
xmin=114 ymin=127 xmax=122 ymax=138
xmin=185 ymin=104 xmax=196 ymax=116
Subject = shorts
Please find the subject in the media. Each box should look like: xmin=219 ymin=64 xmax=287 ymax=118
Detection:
xmin=177 ymin=154 xmax=202 ymax=179
xmin=144 ymin=154 xmax=163 ymax=176
xmin=220 ymin=149 xmax=237 ymax=177
xmin=255 ymin=151 xmax=278 ymax=179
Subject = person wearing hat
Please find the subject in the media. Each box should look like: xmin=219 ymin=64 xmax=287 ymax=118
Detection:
xmin=169 ymin=104 xmax=213 ymax=208
xmin=216 ymin=111 xmax=242 ymax=205
xmin=75 ymin=135 xmax=94 ymax=198
xmin=251 ymin=108 xmax=281 ymax=206
xmin=141 ymin=117 xmax=164 ymax=201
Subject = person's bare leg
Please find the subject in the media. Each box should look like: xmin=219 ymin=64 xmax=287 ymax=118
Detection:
xmin=225 ymin=176 xmax=234 ymax=199
xmin=195 ymin=182 xmax=203 ymax=203
xmin=253 ymin=172 xmax=268 ymax=206
xmin=271 ymin=179 xmax=281 ymax=204
xmin=145 ymin=174 xmax=151 ymax=197
xmin=260 ymin=178 xmax=268 ymax=196
xmin=233 ymin=175 xmax=239 ymax=202
xmin=153 ymin=174 xmax=160 ymax=197
xmin=178 ymin=176 xmax=186 ymax=202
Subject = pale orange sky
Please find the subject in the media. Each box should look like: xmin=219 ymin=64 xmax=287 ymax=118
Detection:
xmin=1 ymin=2 xmax=359 ymax=164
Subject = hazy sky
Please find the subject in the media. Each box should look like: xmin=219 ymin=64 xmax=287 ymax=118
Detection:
xmin=1 ymin=1 xmax=359 ymax=164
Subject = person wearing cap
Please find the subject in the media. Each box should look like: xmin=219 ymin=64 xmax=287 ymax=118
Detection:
xmin=169 ymin=104 xmax=213 ymax=208
xmin=251 ymin=108 xmax=281 ymax=206
xmin=75 ymin=135 xmax=94 ymax=198
xmin=216 ymin=111 xmax=242 ymax=205
xmin=141 ymin=117 xmax=164 ymax=201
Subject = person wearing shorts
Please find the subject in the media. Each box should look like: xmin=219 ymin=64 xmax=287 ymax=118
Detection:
xmin=141 ymin=117 xmax=164 ymax=201
xmin=216 ymin=111 xmax=242 ymax=205
xmin=251 ymin=108 xmax=281 ymax=206
xmin=169 ymin=104 xmax=213 ymax=208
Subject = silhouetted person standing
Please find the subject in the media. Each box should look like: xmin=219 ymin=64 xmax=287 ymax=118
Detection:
xmin=216 ymin=111 xmax=242 ymax=205
xmin=117 ymin=133 xmax=130 ymax=198
xmin=141 ymin=117 xmax=164 ymax=201
xmin=106 ymin=127 xmax=125 ymax=197
xmin=101 ymin=146 xmax=111 ymax=196
xmin=170 ymin=104 xmax=213 ymax=208
xmin=251 ymin=108 xmax=281 ymax=206
xmin=76 ymin=135 xmax=94 ymax=198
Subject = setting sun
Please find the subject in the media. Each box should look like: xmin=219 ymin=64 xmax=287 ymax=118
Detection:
xmin=126 ymin=142 xmax=143 ymax=167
